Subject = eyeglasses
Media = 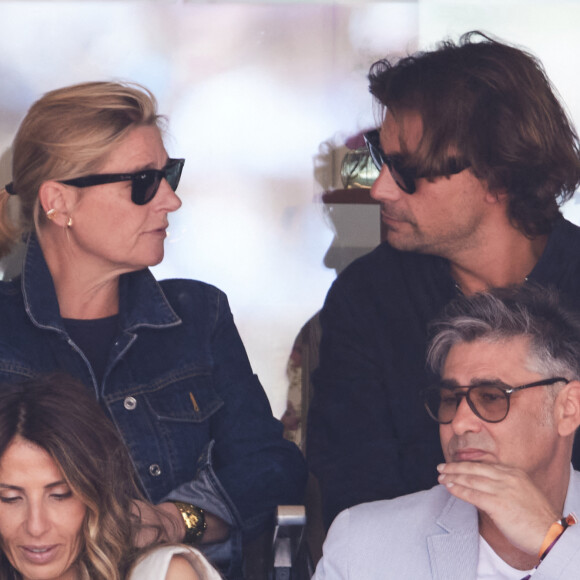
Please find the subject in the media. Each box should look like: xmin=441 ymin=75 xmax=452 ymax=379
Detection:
xmin=363 ymin=129 xmax=469 ymax=194
xmin=59 ymin=158 xmax=185 ymax=206
xmin=421 ymin=377 xmax=569 ymax=424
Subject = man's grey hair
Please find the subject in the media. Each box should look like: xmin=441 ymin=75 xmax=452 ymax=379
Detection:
xmin=427 ymin=285 xmax=580 ymax=381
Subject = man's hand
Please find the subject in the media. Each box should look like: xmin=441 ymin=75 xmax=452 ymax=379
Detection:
xmin=437 ymin=462 xmax=559 ymax=555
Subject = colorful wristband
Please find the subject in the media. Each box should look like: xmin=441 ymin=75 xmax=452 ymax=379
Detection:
xmin=538 ymin=513 xmax=577 ymax=560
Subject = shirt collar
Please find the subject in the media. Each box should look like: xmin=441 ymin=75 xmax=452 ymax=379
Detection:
xmin=21 ymin=232 xmax=181 ymax=332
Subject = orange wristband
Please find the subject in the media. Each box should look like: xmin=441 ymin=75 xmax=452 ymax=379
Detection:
xmin=538 ymin=514 xmax=577 ymax=559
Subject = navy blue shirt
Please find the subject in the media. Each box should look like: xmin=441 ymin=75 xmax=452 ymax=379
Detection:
xmin=308 ymin=217 xmax=580 ymax=529
xmin=63 ymin=315 xmax=119 ymax=386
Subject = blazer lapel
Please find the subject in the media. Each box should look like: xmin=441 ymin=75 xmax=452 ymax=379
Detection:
xmin=563 ymin=467 xmax=580 ymax=516
xmin=427 ymin=494 xmax=479 ymax=580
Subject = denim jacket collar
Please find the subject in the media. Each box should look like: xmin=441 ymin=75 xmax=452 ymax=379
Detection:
xmin=21 ymin=232 xmax=182 ymax=332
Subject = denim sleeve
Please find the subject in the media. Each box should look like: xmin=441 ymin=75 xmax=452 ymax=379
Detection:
xmin=163 ymin=441 xmax=242 ymax=575
xmin=165 ymin=291 xmax=307 ymax=572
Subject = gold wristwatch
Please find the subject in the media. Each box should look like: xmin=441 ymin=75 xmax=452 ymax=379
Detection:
xmin=170 ymin=501 xmax=207 ymax=544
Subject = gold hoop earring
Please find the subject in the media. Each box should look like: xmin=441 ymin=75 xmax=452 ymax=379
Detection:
xmin=46 ymin=209 xmax=57 ymax=220
xmin=67 ymin=216 xmax=73 ymax=228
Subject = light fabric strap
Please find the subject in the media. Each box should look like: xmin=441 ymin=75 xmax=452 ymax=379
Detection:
xmin=520 ymin=513 xmax=577 ymax=579
xmin=538 ymin=513 xmax=577 ymax=560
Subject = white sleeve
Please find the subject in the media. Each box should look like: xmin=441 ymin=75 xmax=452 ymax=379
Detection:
xmin=128 ymin=544 xmax=223 ymax=580
xmin=312 ymin=510 xmax=351 ymax=580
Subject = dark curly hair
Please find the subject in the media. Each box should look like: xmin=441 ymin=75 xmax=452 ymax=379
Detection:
xmin=369 ymin=31 xmax=580 ymax=237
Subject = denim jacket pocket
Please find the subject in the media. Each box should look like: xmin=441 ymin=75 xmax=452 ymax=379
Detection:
xmin=108 ymin=368 xmax=225 ymax=502
xmin=141 ymin=370 xmax=224 ymax=423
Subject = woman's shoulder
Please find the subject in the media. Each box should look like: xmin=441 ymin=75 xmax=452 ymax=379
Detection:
xmin=159 ymin=278 xmax=227 ymax=302
xmin=165 ymin=554 xmax=200 ymax=580
xmin=157 ymin=278 xmax=233 ymax=321
xmin=128 ymin=544 xmax=222 ymax=580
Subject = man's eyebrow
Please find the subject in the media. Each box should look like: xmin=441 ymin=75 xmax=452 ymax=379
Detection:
xmin=0 ymin=480 xmax=69 ymax=491
xmin=439 ymin=377 xmax=503 ymax=388
xmin=439 ymin=379 xmax=459 ymax=388
xmin=468 ymin=377 xmax=503 ymax=386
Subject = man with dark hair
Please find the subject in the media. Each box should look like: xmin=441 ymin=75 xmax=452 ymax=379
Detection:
xmin=313 ymin=286 xmax=580 ymax=578
xmin=308 ymin=31 xmax=580 ymax=530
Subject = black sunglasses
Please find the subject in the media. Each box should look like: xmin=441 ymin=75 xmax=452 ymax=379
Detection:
xmin=59 ymin=158 xmax=185 ymax=206
xmin=422 ymin=377 xmax=568 ymax=424
xmin=363 ymin=129 xmax=469 ymax=194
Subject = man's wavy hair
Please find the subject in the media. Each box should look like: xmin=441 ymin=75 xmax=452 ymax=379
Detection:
xmin=0 ymin=374 xmax=159 ymax=580
xmin=368 ymin=31 xmax=580 ymax=237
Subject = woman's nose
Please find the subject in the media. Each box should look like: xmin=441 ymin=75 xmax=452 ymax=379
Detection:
xmin=156 ymin=178 xmax=182 ymax=212
xmin=24 ymin=504 xmax=51 ymax=537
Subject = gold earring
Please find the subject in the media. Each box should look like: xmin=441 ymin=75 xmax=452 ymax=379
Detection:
xmin=46 ymin=208 xmax=57 ymax=220
xmin=66 ymin=216 xmax=73 ymax=228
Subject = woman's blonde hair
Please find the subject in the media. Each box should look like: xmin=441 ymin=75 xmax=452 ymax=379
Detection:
xmin=0 ymin=373 xmax=165 ymax=580
xmin=0 ymin=81 xmax=162 ymax=258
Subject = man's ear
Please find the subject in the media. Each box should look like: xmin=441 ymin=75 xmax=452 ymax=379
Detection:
xmin=484 ymin=186 xmax=508 ymax=205
xmin=556 ymin=380 xmax=580 ymax=437
xmin=38 ymin=181 xmax=75 ymax=228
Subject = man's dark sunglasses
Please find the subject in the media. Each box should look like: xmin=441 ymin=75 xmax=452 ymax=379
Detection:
xmin=363 ymin=129 xmax=469 ymax=194
xmin=421 ymin=377 xmax=568 ymax=424
xmin=59 ymin=158 xmax=185 ymax=206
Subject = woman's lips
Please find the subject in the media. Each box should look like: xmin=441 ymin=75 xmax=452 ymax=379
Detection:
xmin=145 ymin=227 xmax=167 ymax=238
xmin=19 ymin=544 xmax=59 ymax=565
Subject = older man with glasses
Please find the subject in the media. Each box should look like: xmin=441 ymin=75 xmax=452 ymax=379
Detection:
xmin=313 ymin=285 xmax=580 ymax=579
xmin=307 ymin=30 xmax=580 ymax=532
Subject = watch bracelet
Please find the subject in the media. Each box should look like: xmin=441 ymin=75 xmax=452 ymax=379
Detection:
xmin=170 ymin=500 xmax=207 ymax=544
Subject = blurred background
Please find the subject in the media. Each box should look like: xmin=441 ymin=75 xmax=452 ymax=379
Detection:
xmin=0 ymin=0 xmax=578 ymax=416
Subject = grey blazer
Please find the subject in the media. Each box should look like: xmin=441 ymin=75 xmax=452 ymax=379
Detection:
xmin=313 ymin=470 xmax=580 ymax=579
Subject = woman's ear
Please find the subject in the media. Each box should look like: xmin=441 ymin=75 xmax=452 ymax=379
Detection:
xmin=556 ymin=380 xmax=580 ymax=437
xmin=38 ymin=181 xmax=75 ymax=228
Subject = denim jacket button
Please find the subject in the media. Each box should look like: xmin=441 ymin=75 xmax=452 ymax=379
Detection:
xmin=149 ymin=464 xmax=162 ymax=477
xmin=124 ymin=396 xmax=137 ymax=410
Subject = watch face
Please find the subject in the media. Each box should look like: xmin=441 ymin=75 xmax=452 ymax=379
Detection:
xmin=173 ymin=502 xmax=206 ymax=544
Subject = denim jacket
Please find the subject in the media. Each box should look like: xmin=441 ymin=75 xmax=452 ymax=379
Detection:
xmin=0 ymin=234 xmax=307 ymax=578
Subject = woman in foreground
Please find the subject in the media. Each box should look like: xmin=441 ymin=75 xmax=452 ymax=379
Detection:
xmin=0 ymin=373 xmax=222 ymax=580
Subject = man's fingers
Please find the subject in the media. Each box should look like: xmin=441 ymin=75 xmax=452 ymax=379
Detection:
xmin=438 ymin=461 xmax=512 ymax=479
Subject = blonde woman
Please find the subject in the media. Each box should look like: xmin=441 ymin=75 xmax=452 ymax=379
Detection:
xmin=0 ymin=81 xmax=306 ymax=578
